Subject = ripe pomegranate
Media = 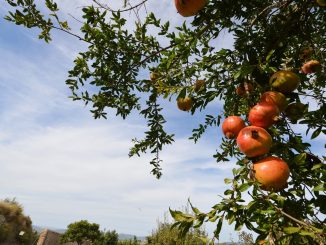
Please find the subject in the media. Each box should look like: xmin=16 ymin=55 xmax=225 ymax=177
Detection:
xmin=301 ymin=60 xmax=321 ymax=74
xmin=174 ymin=0 xmax=207 ymax=17
xmin=253 ymin=156 xmax=290 ymax=191
xmin=222 ymin=116 xmax=246 ymax=139
xmin=235 ymin=82 xmax=254 ymax=97
xmin=260 ymin=91 xmax=287 ymax=111
xmin=248 ymin=102 xmax=280 ymax=128
xmin=177 ymin=97 xmax=193 ymax=111
xmin=236 ymin=126 xmax=272 ymax=158
xmin=269 ymin=70 xmax=300 ymax=93
xmin=193 ymin=79 xmax=205 ymax=92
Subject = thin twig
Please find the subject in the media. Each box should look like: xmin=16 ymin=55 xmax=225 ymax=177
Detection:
xmin=92 ymin=0 xmax=148 ymax=13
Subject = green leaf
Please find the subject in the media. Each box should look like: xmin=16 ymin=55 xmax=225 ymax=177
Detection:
xmin=213 ymin=218 xmax=223 ymax=240
xmin=312 ymin=183 xmax=325 ymax=192
xmin=224 ymin=178 xmax=232 ymax=184
xmin=294 ymin=153 xmax=306 ymax=165
xmin=311 ymin=163 xmax=323 ymax=170
xmin=169 ymin=208 xmax=194 ymax=222
xmin=238 ymin=183 xmax=250 ymax=192
xmin=299 ymin=230 xmax=316 ymax=238
xmin=266 ymin=49 xmax=275 ymax=61
xmin=311 ymin=127 xmax=322 ymax=139
xmin=283 ymin=227 xmax=301 ymax=234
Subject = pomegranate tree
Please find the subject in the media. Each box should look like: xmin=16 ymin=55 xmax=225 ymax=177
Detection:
xmin=5 ymin=1 xmax=325 ymax=243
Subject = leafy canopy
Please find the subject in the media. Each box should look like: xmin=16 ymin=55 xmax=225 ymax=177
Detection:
xmin=60 ymin=220 xmax=101 ymax=245
xmin=3 ymin=0 xmax=326 ymax=244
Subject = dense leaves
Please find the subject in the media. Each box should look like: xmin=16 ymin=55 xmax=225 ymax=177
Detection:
xmin=145 ymin=214 xmax=207 ymax=245
xmin=4 ymin=0 xmax=326 ymax=243
xmin=0 ymin=199 xmax=36 ymax=244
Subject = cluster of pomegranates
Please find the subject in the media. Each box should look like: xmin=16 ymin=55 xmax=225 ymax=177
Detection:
xmin=222 ymin=70 xmax=305 ymax=191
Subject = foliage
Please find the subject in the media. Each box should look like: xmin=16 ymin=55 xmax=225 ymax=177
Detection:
xmin=99 ymin=230 xmax=119 ymax=245
xmin=60 ymin=220 xmax=101 ymax=245
xmin=93 ymin=229 xmax=119 ymax=245
xmin=3 ymin=0 xmax=326 ymax=244
xmin=118 ymin=236 xmax=141 ymax=245
xmin=144 ymin=217 xmax=207 ymax=245
xmin=0 ymin=198 xmax=36 ymax=245
xmin=238 ymin=231 xmax=254 ymax=245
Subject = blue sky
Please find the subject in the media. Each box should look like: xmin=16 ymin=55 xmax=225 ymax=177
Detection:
xmin=0 ymin=0 xmax=324 ymax=242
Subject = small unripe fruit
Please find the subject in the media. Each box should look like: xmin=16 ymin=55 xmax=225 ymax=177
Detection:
xmin=193 ymin=80 xmax=205 ymax=92
xmin=299 ymin=48 xmax=313 ymax=60
xmin=150 ymin=72 xmax=159 ymax=81
xmin=177 ymin=97 xmax=193 ymax=111
xmin=236 ymin=82 xmax=254 ymax=97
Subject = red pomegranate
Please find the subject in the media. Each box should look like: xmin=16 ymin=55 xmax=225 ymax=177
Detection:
xmin=260 ymin=91 xmax=287 ymax=111
xmin=301 ymin=60 xmax=321 ymax=74
xmin=253 ymin=156 xmax=290 ymax=191
xmin=236 ymin=126 xmax=272 ymax=158
xmin=249 ymin=102 xmax=280 ymax=128
xmin=235 ymin=82 xmax=254 ymax=97
xmin=222 ymin=116 xmax=246 ymax=139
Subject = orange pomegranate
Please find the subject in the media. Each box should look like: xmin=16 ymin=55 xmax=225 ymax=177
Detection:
xmin=177 ymin=97 xmax=193 ymax=111
xmin=236 ymin=126 xmax=272 ymax=158
xmin=260 ymin=91 xmax=287 ymax=111
xmin=253 ymin=156 xmax=290 ymax=191
xmin=269 ymin=70 xmax=300 ymax=93
xmin=248 ymin=102 xmax=280 ymax=128
xmin=222 ymin=116 xmax=246 ymax=139
xmin=174 ymin=0 xmax=207 ymax=17
xmin=301 ymin=60 xmax=321 ymax=74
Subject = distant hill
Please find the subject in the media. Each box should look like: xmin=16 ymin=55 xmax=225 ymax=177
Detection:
xmin=118 ymin=233 xmax=146 ymax=241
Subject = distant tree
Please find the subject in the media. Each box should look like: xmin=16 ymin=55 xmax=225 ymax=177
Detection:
xmin=0 ymin=198 xmax=35 ymax=245
xmin=97 ymin=229 xmax=119 ymax=245
xmin=238 ymin=231 xmax=254 ymax=245
xmin=60 ymin=220 xmax=101 ymax=245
